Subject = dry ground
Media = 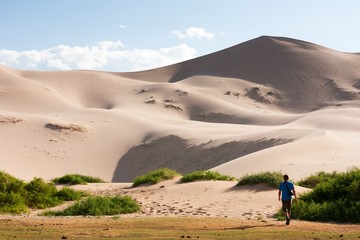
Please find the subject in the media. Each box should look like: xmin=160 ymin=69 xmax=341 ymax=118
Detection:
xmin=0 ymin=216 xmax=359 ymax=240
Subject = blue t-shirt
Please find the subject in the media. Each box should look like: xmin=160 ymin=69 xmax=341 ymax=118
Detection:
xmin=278 ymin=181 xmax=294 ymax=201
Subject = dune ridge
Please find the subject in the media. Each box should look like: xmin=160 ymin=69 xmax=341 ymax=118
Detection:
xmin=0 ymin=35 xmax=359 ymax=185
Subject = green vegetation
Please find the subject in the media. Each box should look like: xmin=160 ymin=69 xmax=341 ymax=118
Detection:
xmin=25 ymin=177 xmax=65 ymax=209
xmin=55 ymin=187 xmax=84 ymax=201
xmin=0 ymin=171 xmax=27 ymax=213
xmin=52 ymin=174 xmax=105 ymax=185
xmin=0 ymin=171 xmax=84 ymax=214
xmin=132 ymin=168 xmax=179 ymax=187
xmin=181 ymin=170 xmax=237 ymax=183
xmin=237 ymin=171 xmax=283 ymax=188
xmin=297 ymin=171 xmax=337 ymax=188
xmin=292 ymin=167 xmax=360 ymax=222
xmin=43 ymin=195 xmax=140 ymax=216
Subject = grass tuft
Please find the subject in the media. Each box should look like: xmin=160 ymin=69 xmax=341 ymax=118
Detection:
xmin=180 ymin=170 xmax=237 ymax=183
xmin=236 ymin=171 xmax=283 ymax=188
xmin=132 ymin=168 xmax=179 ymax=187
xmin=52 ymin=174 xmax=105 ymax=185
xmin=297 ymin=171 xmax=337 ymax=188
xmin=42 ymin=195 xmax=140 ymax=216
xmin=55 ymin=187 xmax=86 ymax=201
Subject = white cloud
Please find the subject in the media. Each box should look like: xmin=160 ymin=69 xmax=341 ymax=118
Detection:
xmin=171 ymin=30 xmax=186 ymax=39
xmin=171 ymin=27 xmax=215 ymax=41
xmin=118 ymin=24 xmax=127 ymax=29
xmin=0 ymin=42 xmax=197 ymax=72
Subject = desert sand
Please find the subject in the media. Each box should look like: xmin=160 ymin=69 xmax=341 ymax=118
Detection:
xmin=66 ymin=178 xmax=309 ymax=220
xmin=1 ymin=36 xmax=360 ymax=219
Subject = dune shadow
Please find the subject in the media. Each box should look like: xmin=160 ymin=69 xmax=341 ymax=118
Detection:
xmin=112 ymin=135 xmax=292 ymax=182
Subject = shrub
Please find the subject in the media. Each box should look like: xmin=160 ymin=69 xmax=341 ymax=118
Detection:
xmin=180 ymin=171 xmax=237 ymax=183
xmin=43 ymin=195 xmax=140 ymax=216
xmin=237 ymin=171 xmax=283 ymax=188
xmin=132 ymin=168 xmax=179 ymax=187
xmin=0 ymin=171 xmax=85 ymax=214
xmin=24 ymin=178 xmax=62 ymax=208
xmin=300 ymin=168 xmax=360 ymax=203
xmin=0 ymin=171 xmax=25 ymax=193
xmin=0 ymin=192 xmax=27 ymax=214
xmin=52 ymin=174 xmax=105 ymax=185
xmin=292 ymin=167 xmax=360 ymax=222
xmin=297 ymin=171 xmax=337 ymax=188
xmin=55 ymin=187 xmax=85 ymax=201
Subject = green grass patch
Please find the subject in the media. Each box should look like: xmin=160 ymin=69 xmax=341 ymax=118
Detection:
xmin=0 ymin=170 xmax=25 ymax=193
xmin=180 ymin=170 xmax=237 ymax=183
xmin=0 ymin=171 xmax=85 ymax=214
xmin=292 ymin=167 xmax=360 ymax=222
xmin=0 ymin=171 xmax=27 ymax=214
xmin=24 ymin=177 xmax=63 ymax=209
xmin=55 ymin=187 xmax=86 ymax=201
xmin=297 ymin=171 xmax=337 ymax=188
xmin=237 ymin=171 xmax=283 ymax=188
xmin=52 ymin=174 xmax=105 ymax=185
xmin=43 ymin=195 xmax=140 ymax=216
xmin=132 ymin=168 xmax=179 ymax=187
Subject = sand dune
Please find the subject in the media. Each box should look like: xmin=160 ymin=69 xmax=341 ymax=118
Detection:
xmin=0 ymin=35 xmax=360 ymax=185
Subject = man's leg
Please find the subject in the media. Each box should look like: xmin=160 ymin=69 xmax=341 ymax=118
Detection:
xmin=282 ymin=200 xmax=291 ymax=225
xmin=286 ymin=201 xmax=292 ymax=225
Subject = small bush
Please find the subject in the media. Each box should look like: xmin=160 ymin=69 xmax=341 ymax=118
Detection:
xmin=0 ymin=171 xmax=25 ymax=193
xmin=297 ymin=171 xmax=337 ymax=188
xmin=43 ymin=195 xmax=140 ymax=216
xmin=237 ymin=171 xmax=283 ymax=188
xmin=52 ymin=174 xmax=105 ymax=185
xmin=55 ymin=187 xmax=85 ymax=201
xmin=0 ymin=192 xmax=27 ymax=214
xmin=181 ymin=171 xmax=237 ymax=183
xmin=0 ymin=171 xmax=85 ymax=214
xmin=292 ymin=167 xmax=360 ymax=222
xmin=300 ymin=168 xmax=360 ymax=203
xmin=132 ymin=168 xmax=179 ymax=187
xmin=24 ymin=178 xmax=62 ymax=209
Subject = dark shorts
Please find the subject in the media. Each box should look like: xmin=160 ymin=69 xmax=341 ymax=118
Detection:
xmin=282 ymin=200 xmax=292 ymax=212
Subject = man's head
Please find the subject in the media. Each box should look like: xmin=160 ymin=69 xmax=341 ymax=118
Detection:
xmin=283 ymin=174 xmax=289 ymax=181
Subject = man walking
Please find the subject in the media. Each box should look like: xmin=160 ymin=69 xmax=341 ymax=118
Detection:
xmin=278 ymin=174 xmax=297 ymax=225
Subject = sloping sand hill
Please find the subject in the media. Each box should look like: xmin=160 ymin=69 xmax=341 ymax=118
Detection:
xmin=0 ymin=36 xmax=359 ymax=184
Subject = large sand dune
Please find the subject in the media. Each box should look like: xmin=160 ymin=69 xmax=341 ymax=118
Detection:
xmin=1 ymin=36 xmax=360 ymax=184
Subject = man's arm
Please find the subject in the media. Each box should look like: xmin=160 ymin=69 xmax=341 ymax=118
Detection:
xmin=278 ymin=190 xmax=281 ymax=201
xmin=292 ymin=187 xmax=297 ymax=202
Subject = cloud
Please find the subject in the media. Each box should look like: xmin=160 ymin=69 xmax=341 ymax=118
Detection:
xmin=171 ymin=27 xmax=215 ymax=41
xmin=118 ymin=24 xmax=127 ymax=29
xmin=0 ymin=42 xmax=197 ymax=72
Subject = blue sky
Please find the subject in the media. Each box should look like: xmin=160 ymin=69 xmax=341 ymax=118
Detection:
xmin=1 ymin=0 xmax=359 ymax=72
